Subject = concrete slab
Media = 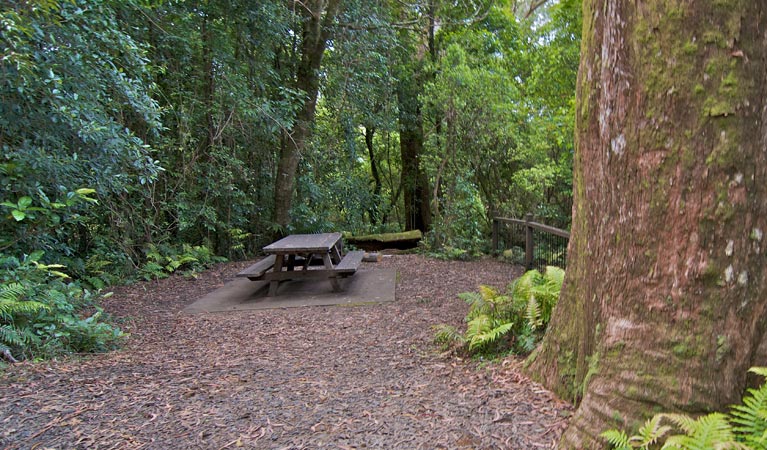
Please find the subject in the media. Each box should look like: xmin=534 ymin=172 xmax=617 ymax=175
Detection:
xmin=183 ymin=269 xmax=396 ymax=314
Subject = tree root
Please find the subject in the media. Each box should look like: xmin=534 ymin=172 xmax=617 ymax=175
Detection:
xmin=1 ymin=348 xmax=19 ymax=363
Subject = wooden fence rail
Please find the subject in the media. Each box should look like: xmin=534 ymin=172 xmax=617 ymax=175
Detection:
xmin=492 ymin=213 xmax=570 ymax=270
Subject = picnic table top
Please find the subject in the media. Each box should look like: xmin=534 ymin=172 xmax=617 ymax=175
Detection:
xmin=263 ymin=232 xmax=342 ymax=254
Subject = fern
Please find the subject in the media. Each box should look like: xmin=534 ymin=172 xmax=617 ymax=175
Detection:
xmin=633 ymin=414 xmax=672 ymax=448
xmin=0 ymin=283 xmax=48 ymax=319
xmin=435 ymin=267 xmax=565 ymax=357
xmin=433 ymin=324 xmax=466 ymax=350
xmin=603 ymin=367 xmax=767 ymax=450
xmin=661 ymin=413 xmax=742 ymax=450
xmin=730 ymin=370 xmax=767 ymax=449
xmin=601 ymin=429 xmax=633 ymax=450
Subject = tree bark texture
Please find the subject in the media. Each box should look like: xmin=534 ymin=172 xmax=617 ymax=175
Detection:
xmin=273 ymin=0 xmax=341 ymax=230
xmin=397 ymin=72 xmax=432 ymax=232
xmin=365 ymin=126 xmax=382 ymax=224
xmin=527 ymin=1 xmax=767 ymax=448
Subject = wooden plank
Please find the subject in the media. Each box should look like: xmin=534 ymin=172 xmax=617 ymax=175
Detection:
xmin=493 ymin=217 xmax=570 ymax=238
xmin=335 ymin=250 xmax=365 ymax=273
xmin=268 ymin=254 xmax=285 ymax=296
xmin=528 ymin=221 xmax=571 ymax=238
xmin=262 ymin=268 xmax=341 ymax=281
xmin=322 ymin=252 xmax=342 ymax=291
xmin=263 ymin=232 xmax=342 ymax=253
xmin=236 ymin=255 xmax=276 ymax=280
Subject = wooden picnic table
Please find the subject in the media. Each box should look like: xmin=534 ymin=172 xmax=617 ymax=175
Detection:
xmin=237 ymin=232 xmax=365 ymax=296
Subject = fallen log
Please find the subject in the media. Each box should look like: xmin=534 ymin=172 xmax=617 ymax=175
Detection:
xmin=346 ymin=230 xmax=422 ymax=251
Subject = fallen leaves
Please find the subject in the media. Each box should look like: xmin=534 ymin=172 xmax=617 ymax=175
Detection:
xmin=0 ymin=255 xmax=571 ymax=449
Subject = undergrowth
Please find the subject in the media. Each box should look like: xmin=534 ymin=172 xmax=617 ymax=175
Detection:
xmin=434 ymin=266 xmax=564 ymax=356
xmin=0 ymin=251 xmax=124 ymax=362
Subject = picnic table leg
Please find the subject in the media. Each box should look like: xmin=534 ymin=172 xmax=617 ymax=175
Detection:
xmin=322 ymin=253 xmax=342 ymax=292
xmin=268 ymin=254 xmax=284 ymax=296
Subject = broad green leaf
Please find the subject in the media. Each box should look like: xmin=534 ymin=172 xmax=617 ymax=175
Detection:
xmin=11 ymin=210 xmax=26 ymax=221
xmin=28 ymin=250 xmax=45 ymax=262
xmin=17 ymin=196 xmax=33 ymax=209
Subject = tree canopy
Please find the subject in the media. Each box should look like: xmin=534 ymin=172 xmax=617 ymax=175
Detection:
xmin=0 ymin=0 xmax=580 ymax=358
xmin=2 ymin=0 xmax=580 ymax=268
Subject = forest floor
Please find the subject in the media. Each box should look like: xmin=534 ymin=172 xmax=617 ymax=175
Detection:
xmin=0 ymin=254 xmax=572 ymax=449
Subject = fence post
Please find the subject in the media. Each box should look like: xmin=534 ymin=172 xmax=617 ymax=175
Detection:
xmin=491 ymin=218 xmax=499 ymax=255
xmin=525 ymin=213 xmax=534 ymax=270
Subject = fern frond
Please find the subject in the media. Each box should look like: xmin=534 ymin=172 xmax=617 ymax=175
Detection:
xmin=458 ymin=291 xmax=482 ymax=306
xmin=510 ymin=269 xmax=541 ymax=302
xmin=432 ymin=324 xmax=465 ymax=347
xmin=750 ymin=368 xmax=767 ymax=378
xmin=0 ymin=299 xmax=47 ymax=318
xmin=660 ymin=413 xmax=739 ymax=450
xmin=731 ymin=381 xmax=767 ymax=448
xmin=478 ymin=285 xmax=498 ymax=302
xmin=526 ymin=296 xmax=542 ymax=329
xmin=600 ymin=429 xmax=632 ymax=450
xmin=0 ymin=324 xmax=39 ymax=348
xmin=466 ymin=315 xmax=492 ymax=340
xmin=627 ymin=414 xmax=672 ymax=448
xmin=468 ymin=321 xmax=513 ymax=352
xmin=543 ymin=265 xmax=565 ymax=287
xmin=0 ymin=283 xmax=25 ymax=302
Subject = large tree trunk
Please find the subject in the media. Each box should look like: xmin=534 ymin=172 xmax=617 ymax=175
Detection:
xmin=527 ymin=1 xmax=767 ymax=448
xmin=273 ymin=0 xmax=341 ymax=231
xmin=397 ymin=72 xmax=432 ymax=232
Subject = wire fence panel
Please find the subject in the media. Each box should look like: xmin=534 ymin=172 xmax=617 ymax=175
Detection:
xmin=493 ymin=220 xmax=527 ymax=266
xmin=531 ymin=227 xmax=568 ymax=271
xmin=492 ymin=216 xmax=569 ymax=271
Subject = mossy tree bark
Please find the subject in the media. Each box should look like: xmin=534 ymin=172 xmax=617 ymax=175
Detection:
xmin=527 ymin=1 xmax=767 ymax=448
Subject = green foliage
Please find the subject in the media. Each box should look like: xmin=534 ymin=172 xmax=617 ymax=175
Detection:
xmin=139 ymin=244 xmax=226 ymax=281
xmin=0 ymin=252 xmax=124 ymax=361
xmin=731 ymin=368 xmax=767 ymax=449
xmin=435 ymin=266 xmax=564 ymax=356
xmin=602 ymin=367 xmax=767 ymax=450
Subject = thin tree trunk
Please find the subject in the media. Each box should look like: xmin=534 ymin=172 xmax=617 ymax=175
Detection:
xmin=273 ymin=0 xmax=341 ymax=231
xmin=527 ymin=2 xmax=767 ymax=448
xmin=365 ymin=126 xmax=382 ymax=225
xmin=397 ymin=70 xmax=431 ymax=232
xmin=201 ymin=12 xmax=216 ymax=155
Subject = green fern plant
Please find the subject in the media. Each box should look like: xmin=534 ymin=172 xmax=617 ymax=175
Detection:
xmin=140 ymin=243 xmax=225 ymax=280
xmin=433 ymin=266 xmax=565 ymax=356
xmin=730 ymin=368 xmax=767 ymax=450
xmin=433 ymin=324 xmax=466 ymax=351
xmin=602 ymin=367 xmax=767 ymax=450
xmin=0 ymin=282 xmax=49 ymax=319
xmin=511 ymin=266 xmax=565 ymax=331
xmin=1 ymin=250 xmax=124 ymax=361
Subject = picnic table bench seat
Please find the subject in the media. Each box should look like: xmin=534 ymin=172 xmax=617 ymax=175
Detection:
xmin=335 ymin=250 xmax=365 ymax=275
xmin=236 ymin=255 xmax=276 ymax=280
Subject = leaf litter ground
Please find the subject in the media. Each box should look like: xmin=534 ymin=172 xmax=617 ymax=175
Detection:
xmin=0 ymin=254 xmax=571 ymax=449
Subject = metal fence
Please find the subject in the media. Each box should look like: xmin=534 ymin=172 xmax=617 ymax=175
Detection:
xmin=491 ymin=214 xmax=569 ymax=271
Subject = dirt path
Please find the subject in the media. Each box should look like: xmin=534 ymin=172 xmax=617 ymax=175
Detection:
xmin=0 ymin=254 xmax=571 ymax=449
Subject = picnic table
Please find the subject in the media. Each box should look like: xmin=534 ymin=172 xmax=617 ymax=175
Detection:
xmin=236 ymin=232 xmax=364 ymax=296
